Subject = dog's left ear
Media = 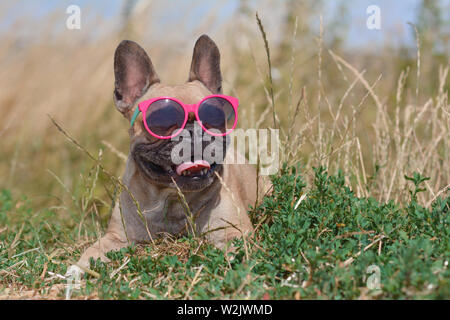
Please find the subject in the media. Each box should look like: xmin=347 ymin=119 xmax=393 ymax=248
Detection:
xmin=188 ymin=35 xmax=222 ymax=94
xmin=114 ymin=40 xmax=159 ymax=116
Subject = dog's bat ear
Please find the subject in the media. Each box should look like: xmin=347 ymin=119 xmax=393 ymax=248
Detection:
xmin=113 ymin=40 xmax=159 ymax=115
xmin=188 ymin=35 xmax=222 ymax=94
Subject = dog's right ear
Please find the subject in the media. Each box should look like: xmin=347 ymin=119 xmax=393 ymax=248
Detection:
xmin=188 ymin=35 xmax=222 ymax=94
xmin=114 ymin=40 xmax=159 ymax=116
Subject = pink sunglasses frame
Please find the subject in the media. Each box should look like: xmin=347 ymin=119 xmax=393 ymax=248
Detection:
xmin=136 ymin=94 xmax=239 ymax=139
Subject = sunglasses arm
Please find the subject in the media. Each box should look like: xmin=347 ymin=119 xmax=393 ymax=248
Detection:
xmin=130 ymin=107 xmax=141 ymax=127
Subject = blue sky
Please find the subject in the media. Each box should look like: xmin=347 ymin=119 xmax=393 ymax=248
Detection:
xmin=2 ymin=0 xmax=447 ymax=48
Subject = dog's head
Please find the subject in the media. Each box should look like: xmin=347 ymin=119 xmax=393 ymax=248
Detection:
xmin=113 ymin=35 xmax=226 ymax=192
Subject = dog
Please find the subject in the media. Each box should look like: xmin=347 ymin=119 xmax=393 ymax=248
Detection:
xmin=67 ymin=35 xmax=268 ymax=276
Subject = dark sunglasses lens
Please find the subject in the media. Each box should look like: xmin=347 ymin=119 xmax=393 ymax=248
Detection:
xmin=198 ymin=97 xmax=236 ymax=134
xmin=145 ymin=99 xmax=185 ymax=137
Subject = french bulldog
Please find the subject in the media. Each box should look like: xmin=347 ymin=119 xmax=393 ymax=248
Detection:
xmin=68 ymin=35 xmax=268 ymax=276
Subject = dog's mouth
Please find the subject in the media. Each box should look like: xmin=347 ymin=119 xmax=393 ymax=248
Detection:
xmin=142 ymin=159 xmax=219 ymax=179
xmin=132 ymin=139 xmax=225 ymax=191
xmin=175 ymin=159 xmax=210 ymax=176
xmin=134 ymin=152 xmax=221 ymax=192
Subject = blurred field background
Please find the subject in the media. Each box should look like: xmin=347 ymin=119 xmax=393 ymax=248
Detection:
xmin=0 ymin=0 xmax=448 ymax=221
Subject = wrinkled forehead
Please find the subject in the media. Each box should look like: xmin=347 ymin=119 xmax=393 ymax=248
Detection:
xmin=140 ymin=81 xmax=212 ymax=105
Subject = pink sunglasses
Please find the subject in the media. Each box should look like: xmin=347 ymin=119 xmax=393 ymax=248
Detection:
xmin=130 ymin=94 xmax=239 ymax=139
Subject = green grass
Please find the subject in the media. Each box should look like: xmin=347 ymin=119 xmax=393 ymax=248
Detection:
xmin=0 ymin=165 xmax=448 ymax=299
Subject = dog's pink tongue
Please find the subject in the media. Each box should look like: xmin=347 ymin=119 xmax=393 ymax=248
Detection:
xmin=176 ymin=160 xmax=210 ymax=176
